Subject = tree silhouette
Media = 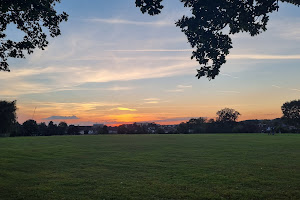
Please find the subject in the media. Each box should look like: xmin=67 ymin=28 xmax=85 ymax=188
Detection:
xmin=67 ymin=125 xmax=80 ymax=135
xmin=136 ymin=0 xmax=300 ymax=80
xmin=22 ymin=119 xmax=38 ymax=136
xmin=47 ymin=121 xmax=58 ymax=135
xmin=0 ymin=0 xmax=68 ymax=72
xmin=0 ymin=100 xmax=17 ymax=135
xmin=216 ymin=108 xmax=241 ymax=123
xmin=58 ymin=121 xmax=68 ymax=135
xmin=38 ymin=122 xmax=48 ymax=136
xmin=281 ymin=100 xmax=300 ymax=127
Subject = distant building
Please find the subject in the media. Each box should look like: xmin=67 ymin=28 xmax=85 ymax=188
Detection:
xmin=108 ymin=126 xmax=118 ymax=134
xmin=78 ymin=126 xmax=93 ymax=135
xmin=93 ymin=124 xmax=104 ymax=129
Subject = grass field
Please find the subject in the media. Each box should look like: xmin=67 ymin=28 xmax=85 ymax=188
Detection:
xmin=0 ymin=134 xmax=299 ymax=200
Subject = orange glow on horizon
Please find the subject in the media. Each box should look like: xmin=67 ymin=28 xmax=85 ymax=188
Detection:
xmin=17 ymin=111 xmax=283 ymax=127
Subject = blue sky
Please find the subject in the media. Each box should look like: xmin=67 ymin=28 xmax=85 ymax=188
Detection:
xmin=1 ymin=0 xmax=300 ymax=125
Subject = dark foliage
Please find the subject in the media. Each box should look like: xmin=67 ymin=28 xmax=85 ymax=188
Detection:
xmin=0 ymin=100 xmax=17 ymax=135
xmin=282 ymin=100 xmax=300 ymax=127
xmin=67 ymin=125 xmax=80 ymax=135
xmin=47 ymin=121 xmax=57 ymax=136
xmin=216 ymin=108 xmax=240 ymax=123
xmin=58 ymin=121 xmax=68 ymax=135
xmin=0 ymin=0 xmax=68 ymax=71
xmin=102 ymin=125 xmax=109 ymax=134
xmin=136 ymin=0 xmax=300 ymax=79
xmin=117 ymin=123 xmax=165 ymax=134
xmin=22 ymin=119 xmax=39 ymax=136
xmin=38 ymin=122 xmax=48 ymax=136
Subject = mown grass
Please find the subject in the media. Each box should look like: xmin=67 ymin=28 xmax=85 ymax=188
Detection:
xmin=0 ymin=134 xmax=299 ymax=200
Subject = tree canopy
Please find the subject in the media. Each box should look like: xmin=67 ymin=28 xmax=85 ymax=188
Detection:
xmin=281 ymin=99 xmax=300 ymax=126
xmin=0 ymin=100 xmax=17 ymax=135
xmin=136 ymin=0 xmax=300 ymax=80
xmin=0 ymin=0 xmax=68 ymax=72
xmin=22 ymin=119 xmax=39 ymax=136
xmin=216 ymin=108 xmax=241 ymax=122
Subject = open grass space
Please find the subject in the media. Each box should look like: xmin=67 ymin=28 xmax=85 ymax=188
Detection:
xmin=0 ymin=134 xmax=300 ymax=200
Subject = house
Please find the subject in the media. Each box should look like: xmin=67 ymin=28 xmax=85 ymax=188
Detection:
xmin=78 ymin=126 xmax=93 ymax=135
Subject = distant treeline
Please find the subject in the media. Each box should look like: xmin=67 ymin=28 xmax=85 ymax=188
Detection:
xmin=3 ymin=117 xmax=299 ymax=137
xmin=9 ymin=121 xmax=82 ymax=137
xmin=7 ymin=121 xmax=113 ymax=137
xmin=1 ymin=100 xmax=300 ymax=137
xmin=177 ymin=118 xmax=299 ymax=134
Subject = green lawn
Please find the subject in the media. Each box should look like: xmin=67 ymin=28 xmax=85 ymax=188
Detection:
xmin=0 ymin=134 xmax=299 ymax=200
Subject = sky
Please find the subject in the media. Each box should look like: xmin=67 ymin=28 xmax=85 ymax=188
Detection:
xmin=1 ymin=0 xmax=300 ymax=126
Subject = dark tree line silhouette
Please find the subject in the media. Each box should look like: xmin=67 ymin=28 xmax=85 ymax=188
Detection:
xmin=0 ymin=100 xmax=17 ymax=135
xmin=10 ymin=120 xmax=81 ymax=137
xmin=1 ymin=101 xmax=300 ymax=137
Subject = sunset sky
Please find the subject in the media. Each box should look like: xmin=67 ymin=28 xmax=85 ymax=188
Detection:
xmin=1 ymin=0 xmax=300 ymax=126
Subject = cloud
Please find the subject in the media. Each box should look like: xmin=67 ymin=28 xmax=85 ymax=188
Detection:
xmin=112 ymin=107 xmax=137 ymax=112
xmin=106 ymin=49 xmax=192 ymax=52
xmin=217 ymin=91 xmax=241 ymax=94
xmin=87 ymin=18 xmax=173 ymax=26
xmin=177 ymin=85 xmax=192 ymax=89
xmin=228 ymin=54 xmax=300 ymax=60
xmin=145 ymin=101 xmax=159 ymax=104
xmin=220 ymin=73 xmax=239 ymax=79
xmin=105 ymin=86 xmax=135 ymax=91
xmin=166 ymin=89 xmax=184 ymax=93
xmin=19 ymin=102 xmax=121 ymax=118
xmin=0 ymin=60 xmax=196 ymax=96
xmin=144 ymin=98 xmax=160 ymax=101
xmin=290 ymin=88 xmax=300 ymax=92
xmin=166 ymin=84 xmax=192 ymax=92
xmin=43 ymin=115 xmax=80 ymax=120
xmin=276 ymin=18 xmax=300 ymax=40
xmin=144 ymin=98 xmax=160 ymax=104
xmin=0 ymin=96 xmax=18 ymax=100
xmin=272 ymin=85 xmax=282 ymax=89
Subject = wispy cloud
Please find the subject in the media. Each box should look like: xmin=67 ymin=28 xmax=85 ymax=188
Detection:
xmin=177 ymin=85 xmax=192 ymax=89
xmin=166 ymin=89 xmax=184 ymax=93
xmin=105 ymin=86 xmax=135 ymax=91
xmin=103 ymin=51 xmax=300 ymax=60
xmin=43 ymin=115 xmax=80 ymax=120
xmin=272 ymin=85 xmax=282 ymax=89
xmin=228 ymin=54 xmax=300 ymax=60
xmin=217 ymin=91 xmax=241 ymax=94
xmin=290 ymin=88 xmax=300 ymax=92
xmin=106 ymin=49 xmax=192 ymax=52
xmin=220 ymin=73 xmax=239 ymax=79
xmin=276 ymin=18 xmax=300 ymax=40
xmin=20 ymin=102 xmax=121 ymax=115
xmin=145 ymin=101 xmax=159 ymax=104
xmin=166 ymin=84 xmax=192 ymax=93
xmin=144 ymin=98 xmax=160 ymax=101
xmin=0 ymin=96 xmax=18 ymax=99
xmin=87 ymin=18 xmax=173 ymax=26
xmin=143 ymin=98 xmax=160 ymax=104
xmin=0 ymin=60 xmax=196 ymax=96
xmin=112 ymin=107 xmax=137 ymax=112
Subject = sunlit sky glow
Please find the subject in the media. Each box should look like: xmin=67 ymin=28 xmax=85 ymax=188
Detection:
xmin=1 ymin=0 xmax=300 ymax=126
